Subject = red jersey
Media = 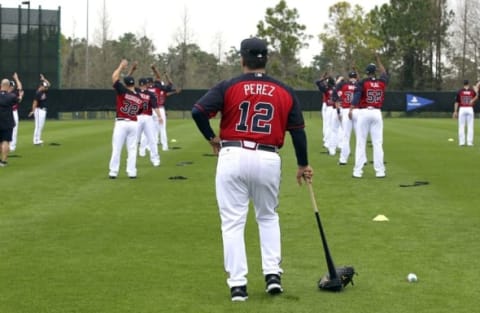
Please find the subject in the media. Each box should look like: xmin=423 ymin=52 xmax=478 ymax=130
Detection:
xmin=315 ymin=79 xmax=336 ymax=106
xmin=137 ymin=88 xmax=158 ymax=115
xmin=355 ymin=73 xmax=389 ymax=109
xmin=335 ymin=81 xmax=357 ymax=108
xmin=455 ymin=88 xmax=476 ymax=107
xmin=193 ymin=72 xmax=304 ymax=148
xmin=113 ymin=80 xmax=142 ymax=121
xmin=148 ymin=81 xmax=173 ymax=106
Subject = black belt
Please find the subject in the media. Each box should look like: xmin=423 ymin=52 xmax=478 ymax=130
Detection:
xmin=221 ymin=141 xmax=278 ymax=153
xmin=361 ymin=106 xmax=380 ymax=110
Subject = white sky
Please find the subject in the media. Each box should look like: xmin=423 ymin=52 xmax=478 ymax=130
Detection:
xmin=5 ymin=0 xmax=390 ymax=65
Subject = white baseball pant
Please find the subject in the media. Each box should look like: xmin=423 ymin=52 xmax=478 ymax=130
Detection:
xmin=108 ymin=120 xmax=138 ymax=178
xmin=153 ymin=107 xmax=168 ymax=151
xmin=339 ymin=108 xmax=353 ymax=164
xmin=353 ymin=108 xmax=385 ymax=177
xmin=458 ymin=106 xmax=474 ymax=146
xmin=33 ymin=107 xmax=46 ymax=144
xmin=10 ymin=110 xmax=19 ymax=151
xmin=216 ymin=145 xmax=283 ymax=288
xmin=137 ymin=114 xmax=160 ymax=166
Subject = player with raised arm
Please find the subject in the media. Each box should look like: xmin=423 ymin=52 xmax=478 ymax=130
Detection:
xmin=0 ymin=73 xmax=22 ymax=166
xmin=333 ymin=70 xmax=359 ymax=165
xmin=108 ymin=59 xmax=143 ymax=179
xmin=28 ymin=74 xmax=50 ymax=145
xmin=8 ymin=73 xmax=24 ymax=152
xmin=315 ymin=75 xmax=339 ymax=155
xmin=351 ymin=53 xmax=389 ymax=178
xmin=127 ymin=62 xmax=162 ymax=166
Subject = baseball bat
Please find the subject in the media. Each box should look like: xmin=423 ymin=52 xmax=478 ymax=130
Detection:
xmin=307 ymin=183 xmax=339 ymax=280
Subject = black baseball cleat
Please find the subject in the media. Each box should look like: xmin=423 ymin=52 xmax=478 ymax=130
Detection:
xmin=230 ymin=286 xmax=248 ymax=302
xmin=338 ymin=162 xmax=347 ymax=166
xmin=129 ymin=176 xmax=137 ymax=179
xmin=0 ymin=160 xmax=7 ymax=167
xmin=265 ymin=274 xmax=283 ymax=295
xmin=109 ymin=176 xmax=116 ymax=179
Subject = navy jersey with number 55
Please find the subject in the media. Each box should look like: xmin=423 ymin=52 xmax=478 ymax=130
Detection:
xmin=193 ymin=72 xmax=304 ymax=148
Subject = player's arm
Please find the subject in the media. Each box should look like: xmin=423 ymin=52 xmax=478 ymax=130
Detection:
xmin=40 ymin=73 xmax=51 ymax=88
xmin=470 ymin=82 xmax=479 ymax=105
xmin=151 ymin=64 xmax=162 ymax=81
xmin=112 ymin=59 xmax=128 ymax=84
xmin=127 ymin=61 xmax=138 ymax=76
xmin=12 ymin=72 xmax=24 ymax=102
xmin=164 ymin=72 xmax=174 ymax=85
xmin=28 ymin=97 xmax=38 ymax=117
xmin=192 ymin=104 xmax=219 ymax=155
xmin=375 ymin=53 xmax=386 ymax=75
xmin=453 ymin=100 xmax=459 ymax=119
xmin=289 ymin=128 xmax=313 ymax=185
xmin=166 ymin=88 xmax=181 ymax=97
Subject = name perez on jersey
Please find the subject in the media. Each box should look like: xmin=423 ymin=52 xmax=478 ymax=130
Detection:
xmin=243 ymin=83 xmax=275 ymax=97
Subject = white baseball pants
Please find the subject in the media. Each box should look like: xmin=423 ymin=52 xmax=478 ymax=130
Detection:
xmin=353 ymin=108 xmax=385 ymax=177
xmin=216 ymin=145 xmax=283 ymax=288
xmin=33 ymin=107 xmax=46 ymax=144
xmin=458 ymin=107 xmax=474 ymax=146
xmin=108 ymin=120 xmax=138 ymax=177
xmin=10 ymin=110 xmax=19 ymax=151
xmin=137 ymin=114 xmax=160 ymax=166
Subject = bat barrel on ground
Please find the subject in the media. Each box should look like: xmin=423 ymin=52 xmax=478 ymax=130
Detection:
xmin=307 ymin=183 xmax=338 ymax=280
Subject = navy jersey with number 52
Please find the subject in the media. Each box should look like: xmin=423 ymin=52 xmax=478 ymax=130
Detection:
xmin=193 ymin=72 xmax=304 ymax=148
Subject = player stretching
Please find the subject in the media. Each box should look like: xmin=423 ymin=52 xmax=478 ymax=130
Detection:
xmin=28 ymin=74 xmax=50 ymax=145
xmin=108 ymin=59 xmax=142 ymax=179
xmin=351 ymin=54 xmax=389 ymax=178
xmin=8 ymin=74 xmax=24 ymax=152
xmin=333 ymin=70 xmax=359 ymax=165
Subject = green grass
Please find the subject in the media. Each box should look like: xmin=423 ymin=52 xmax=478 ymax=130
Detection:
xmin=1 ymin=116 xmax=479 ymax=313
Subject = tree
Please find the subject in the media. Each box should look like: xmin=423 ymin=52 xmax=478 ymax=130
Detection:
xmin=315 ymin=2 xmax=383 ymax=78
xmin=371 ymin=0 xmax=452 ymax=90
xmin=256 ymin=0 xmax=311 ymax=85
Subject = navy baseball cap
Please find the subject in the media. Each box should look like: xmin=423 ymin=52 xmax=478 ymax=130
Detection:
xmin=139 ymin=78 xmax=148 ymax=86
xmin=123 ymin=76 xmax=135 ymax=86
xmin=348 ymin=71 xmax=358 ymax=78
xmin=9 ymin=80 xmax=16 ymax=87
xmin=240 ymin=37 xmax=268 ymax=59
xmin=463 ymin=79 xmax=469 ymax=85
xmin=327 ymin=77 xmax=335 ymax=86
xmin=365 ymin=63 xmax=377 ymax=74
xmin=146 ymin=77 xmax=154 ymax=84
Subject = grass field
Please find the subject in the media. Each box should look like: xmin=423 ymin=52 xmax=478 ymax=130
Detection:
xmin=1 ymin=116 xmax=479 ymax=313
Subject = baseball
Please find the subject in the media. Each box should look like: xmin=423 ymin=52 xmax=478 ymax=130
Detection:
xmin=171 ymin=139 xmax=177 ymax=142
xmin=448 ymin=138 xmax=454 ymax=142
xmin=407 ymin=273 xmax=418 ymax=282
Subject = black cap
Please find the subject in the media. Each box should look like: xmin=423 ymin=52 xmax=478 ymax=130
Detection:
xmin=10 ymin=80 xmax=16 ymax=87
xmin=146 ymin=77 xmax=154 ymax=84
xmin=348 ymin=71 xmax=357 ymax=78
xmin=327 ymin=77 xmax=335 ymax=87
xmin=240 ymin=37 xmax=268 ymax=59
xmin=139 ymin=78 xmax=148 ymax=86
xmin=365 ymin=63 xmax=376 ymax=74
xmin=123 ymin=76 xmax=135 ymax=86
xmin=463 ymin=79 xmax=469 ymax=85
